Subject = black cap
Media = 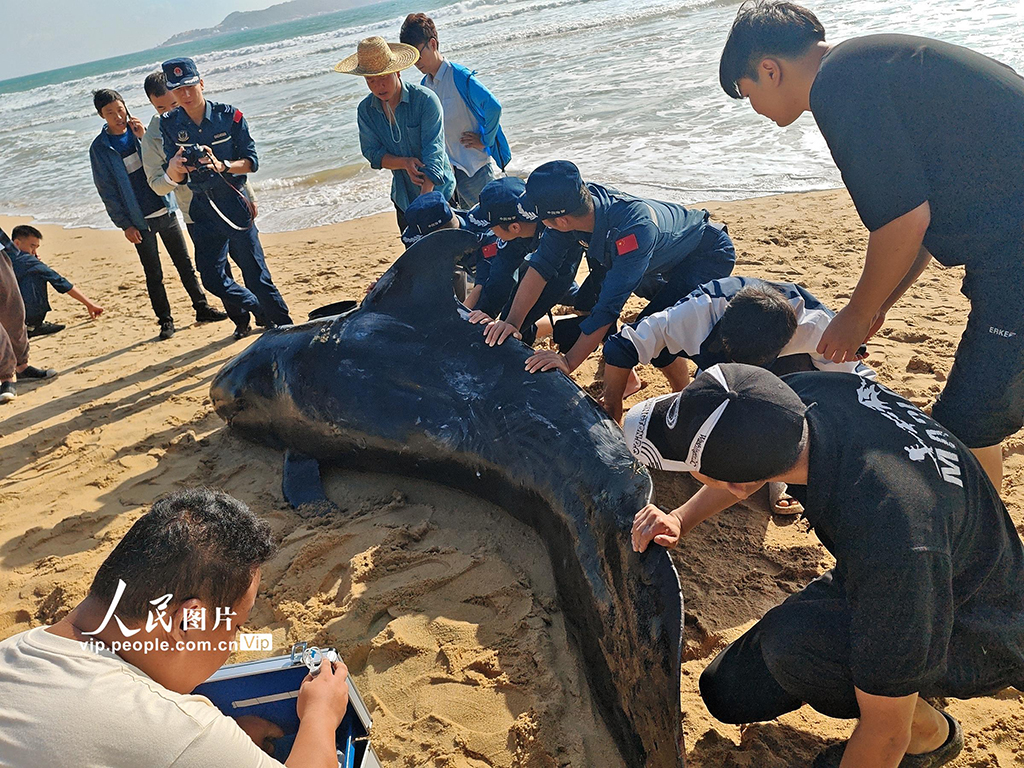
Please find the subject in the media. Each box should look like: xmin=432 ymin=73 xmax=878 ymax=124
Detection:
xmin=467 ymin=176 xmax=528 ymax=227
xmin=622 ymin=363 xmax=807 ymax=482
xmin=162 ymin=58 xmax=201 ymax=90
xmin=524 ymin=160 xmax=587 ymax=219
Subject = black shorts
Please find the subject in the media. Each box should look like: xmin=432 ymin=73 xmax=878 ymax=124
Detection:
xmin=931 ymin=259 xmax=1024 ymax=448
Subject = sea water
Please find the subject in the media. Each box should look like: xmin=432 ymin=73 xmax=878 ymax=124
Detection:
xmin=0 ymin=0 xmax=1021 ymax=232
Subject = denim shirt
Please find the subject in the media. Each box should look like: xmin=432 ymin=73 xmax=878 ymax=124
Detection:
xmin=357 ymin=82 xmax=456 ymax=211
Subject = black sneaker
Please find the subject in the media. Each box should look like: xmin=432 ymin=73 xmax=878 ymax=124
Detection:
xmin=159 ymin=319 xmax=176 ymax=340
xmin=26 ymin=321 xmax=65 ymax=338
xmin=0 ymin=381 xmax=14 ymax=403
xmin=233 ymin=322 xmax=252 ymax=340
xmin=195 ymin=306 xmax=229 ymax=323
xmin=18 ymin=365 xmax=57 ymax=380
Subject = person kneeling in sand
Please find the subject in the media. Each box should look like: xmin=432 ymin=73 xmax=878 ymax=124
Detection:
xmin=0 ymin=488 xmax=350 ymax=767
xmin=603 ymin=276 xmax=874 ymax=513
xmin=2 ymin=225 xmax=103 ymax=338
xmin=626 ymin=363 xmax=1024 ymax=768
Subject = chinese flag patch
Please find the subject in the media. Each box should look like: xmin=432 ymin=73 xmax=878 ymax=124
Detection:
xmin=233 ymin=109 xmax=243 ymax=123
xmin=482 ymin=243 xmax=498 ymax=259
xmin=616 ymin=233 xmax=639 ymax=255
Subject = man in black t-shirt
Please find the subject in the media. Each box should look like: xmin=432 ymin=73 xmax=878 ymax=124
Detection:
xmin=625 ymin=364 xmax=1024 ymax=767
xmin=717 ymin=1 xmax=1024 ymax=490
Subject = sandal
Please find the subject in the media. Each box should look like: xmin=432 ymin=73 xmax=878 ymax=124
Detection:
xmin=769 ymin=482 xmax=803 ymax=515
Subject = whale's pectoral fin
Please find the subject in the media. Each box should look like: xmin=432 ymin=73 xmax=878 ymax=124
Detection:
xmin=283 ymin=449 xmax=337 ymax=517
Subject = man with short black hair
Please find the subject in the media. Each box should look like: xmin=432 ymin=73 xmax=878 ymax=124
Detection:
xmin=0 ymin=488 xmax=351 ymax=766
xmin=159 ymin=58 xmax=292 ymax=340
xmin=89 ymin=88 xmax=224 ymax=341
xmin=627 ymin=364 xmax=1024 ymax=767
xmin=400 ymin=13 xmax=510 ymax=208
xmin=142 ymin=70 xmax=254 ymax=330
xmin=719 ymin=0 xmax=1024 ymax=489
xmin=486 ymin=161 xmax=735 ymax=378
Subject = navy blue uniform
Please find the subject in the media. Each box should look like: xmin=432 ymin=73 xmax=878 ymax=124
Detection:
xmin=511 ymin=225 xmax=585 ymax=346
xmin=527 ymin=183 xmax=735 ymax=339
xmin=160 ymin=101 xmax=290 ymax=327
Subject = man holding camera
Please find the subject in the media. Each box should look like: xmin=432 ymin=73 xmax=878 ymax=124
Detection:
xmin=159 ymin=57 xmax=291 ymax=340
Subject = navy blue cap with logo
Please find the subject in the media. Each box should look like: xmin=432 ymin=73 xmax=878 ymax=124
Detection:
xmin=401 ymin=192 xmax=454 ymax=245
xmin=467 ymin=177 xmax=528 ymax=228
xmin=523 ymin=160 xmax=587 ymax=219
xmin=162 ymin=58 xmax=201 ymax=90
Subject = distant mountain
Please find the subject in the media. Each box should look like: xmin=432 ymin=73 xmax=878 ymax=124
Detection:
xmin=162 ymin=0 xmax=378 ymax=46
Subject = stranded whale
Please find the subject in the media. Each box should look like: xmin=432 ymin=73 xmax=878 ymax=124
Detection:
xmin=210 ymin=229 xmax=686 ymax=767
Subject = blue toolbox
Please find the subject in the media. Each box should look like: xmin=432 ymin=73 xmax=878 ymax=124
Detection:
xmin=193 ymin=643 xmax=382 ymax=767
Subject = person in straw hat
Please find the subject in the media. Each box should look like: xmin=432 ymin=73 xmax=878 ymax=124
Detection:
xmin=336 ymin=37 xmax=455 ymax=232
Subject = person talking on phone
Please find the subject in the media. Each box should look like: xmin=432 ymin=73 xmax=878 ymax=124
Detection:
xmin=90 ymin=88 xmax=223 ymax=340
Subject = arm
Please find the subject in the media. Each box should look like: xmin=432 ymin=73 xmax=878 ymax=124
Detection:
xmin=285 ymin=661 xmax=350 ymax=768
xmin=484 ymin=266 xmax=548 ymax=346
xmin=463 ymin=284 xmax=483 ymax=310
xmin=0 ymin=227 xmax=18 ymax=259
xmin=357 ymin=102 xmax=387 ymax=170
xmin=602 ymin=364 xmax=631 ymax=423
xmin=879 ymin=244 xmax=932 ymax=315
xmin=66 ymin=287 xmax=103 ymax=318
xmin=839 ymin=690 xmax=917 ymax=768
xmin=632 ymin=484 xmax=746 ymax=552
xmin=817 ymin=202 xmax=931 ymax=362
xmin=89 ymin=144 xmax=135 ymax=231
xmin=416 ymin=90 xmax=451 ymax=187
xmin=142 ymin=125 xmax=179 ymax=196
xmin=463 ymin=70 xmax=503 ymax=149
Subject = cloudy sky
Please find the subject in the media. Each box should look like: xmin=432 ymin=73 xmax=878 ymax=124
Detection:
xmin=0 ymin=0 xmax=276 ymax=81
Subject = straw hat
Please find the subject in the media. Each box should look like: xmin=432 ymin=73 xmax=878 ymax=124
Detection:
xmin=334 ymin=37 xmax=419 ymax=77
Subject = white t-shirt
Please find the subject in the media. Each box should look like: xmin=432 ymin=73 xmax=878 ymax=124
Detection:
xmin=423 ymin=60 xmax=492 ymax=176
xmin=0 ymin=627 xmax=283 ymax=767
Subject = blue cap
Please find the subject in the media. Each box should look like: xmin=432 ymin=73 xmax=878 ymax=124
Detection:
xmin=467 ymin=177 xmax=529 ymax=227
xmin=162 ymin=58 xmax=201 ymax=90
xmin=524 ymin=160 xmax=587 ymax=219
xmin=401 ymin=192 xmax=454 ymax=245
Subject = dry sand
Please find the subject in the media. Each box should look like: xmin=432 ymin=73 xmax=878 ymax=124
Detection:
xmin=1 ymin=190 xmax=1022 ymax=766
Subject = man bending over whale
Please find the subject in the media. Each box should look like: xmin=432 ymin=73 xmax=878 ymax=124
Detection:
xmin=625 ymin=364 xmax=1024 ymax=767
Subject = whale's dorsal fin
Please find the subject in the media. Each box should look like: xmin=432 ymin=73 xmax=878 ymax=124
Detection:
xmin=364 ymin=228 xmax=482 ymax=320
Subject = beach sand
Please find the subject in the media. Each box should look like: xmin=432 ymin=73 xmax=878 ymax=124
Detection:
xmin=1 ymin=190 xmax=1022 ymax=766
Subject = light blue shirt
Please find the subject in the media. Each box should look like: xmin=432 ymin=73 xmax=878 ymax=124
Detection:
xmin=357 ymin=81 xmax=456 ymax=211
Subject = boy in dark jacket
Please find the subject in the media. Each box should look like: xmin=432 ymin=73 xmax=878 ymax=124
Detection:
xmin=90 ymin=88 xmax=225 ymax=341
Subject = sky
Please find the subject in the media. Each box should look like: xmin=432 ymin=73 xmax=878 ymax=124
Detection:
xmin=0 ymin=0 xmax=276 ymax=81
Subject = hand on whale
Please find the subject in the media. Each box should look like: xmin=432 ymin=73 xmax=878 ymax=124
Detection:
xmin=211 ymin=229 xmax=686 ymax=767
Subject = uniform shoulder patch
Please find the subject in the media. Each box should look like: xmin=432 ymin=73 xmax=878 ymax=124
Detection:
xmin=482 ymin=242 xmax=498 ymax=259
xmin=615 ymin=233 xmax=639 ymax=255
xmin=233 ymin=109 xmax=243 ymax=123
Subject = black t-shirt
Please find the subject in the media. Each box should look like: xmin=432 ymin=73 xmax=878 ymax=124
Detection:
xmin=782 ymin=372 xmax=1024 ymax=698
xmin=810 ymin=35 xmax=1024 ymax=266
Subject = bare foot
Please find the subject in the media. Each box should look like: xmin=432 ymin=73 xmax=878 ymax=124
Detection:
xmin=624 ymin=368 xmax=647 ymax=398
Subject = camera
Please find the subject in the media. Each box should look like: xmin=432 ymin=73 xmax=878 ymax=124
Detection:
xmin=182 ymin=144 xmax=215 ymax=183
